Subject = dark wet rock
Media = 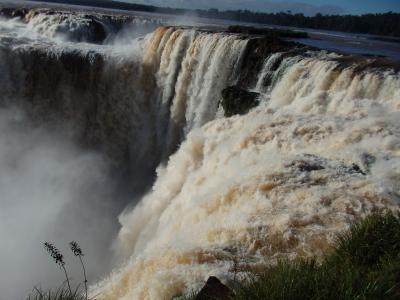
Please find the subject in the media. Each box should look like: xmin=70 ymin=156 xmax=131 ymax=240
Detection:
xmin=195 ymin=277 xmax=232 ymax=300
xmin=73 ymin=17 xmax=107 ymax=44
xmin=286 ymin=154 xmax=368 ymax=176
xmin=288 ymin=158 xmax=325 ymax=172
xmin=333 ymin=55 xmax=400 ymax=73
xmin=0 ymin=45 xmax=137 ymax=173
xmin=350 ymin=163 xmax=366 ymax=175
xmin=221 ymin=86 xmax=259 ymax=117
xmin=0 ymin=7 xmax=29 ymax=19
xmin=235 ymin=37 xmax=308 ymax=88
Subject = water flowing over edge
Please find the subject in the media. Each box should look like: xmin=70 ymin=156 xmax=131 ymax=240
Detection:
xmin=0 ymin=10 xmax=400 ymax=300
xmin=95 ymin=29 xmax=400 ymax=300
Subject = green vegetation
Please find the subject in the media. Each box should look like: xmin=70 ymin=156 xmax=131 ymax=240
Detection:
xmin=228 ymin=26 xmax=308 ymax=38
xmin=28 ymin=213 xmax=400 ymax=300
xmin=179 ymin=211 xmax=400 ymax=300
xmin=27 ymin=241 xmax=89 ymax=300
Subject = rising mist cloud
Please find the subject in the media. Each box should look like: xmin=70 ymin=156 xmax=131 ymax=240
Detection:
xmin=0 ymin=107 xmax=120 ymax=300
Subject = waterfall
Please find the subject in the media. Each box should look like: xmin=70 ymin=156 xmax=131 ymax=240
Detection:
xmin=94 ymin=52 xmax=400 ymax=300
xmin=151 ymin=28 xmax=248 ymax=156
xmin=253 ymin=52 xmax=284 ymax=93
xmin=0 ymin=20 xmax=249 ymax=169
xmin=1 ymin=8 xmax=400 ymax=300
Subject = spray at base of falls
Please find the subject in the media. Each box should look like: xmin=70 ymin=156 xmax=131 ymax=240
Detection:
xmin=1 ymin=11 xmax=400 ymax=299
xmin=0 ymin=17 xmax=250 ymax=168
xmin=94 ymin=51 xmax=400 ymax=299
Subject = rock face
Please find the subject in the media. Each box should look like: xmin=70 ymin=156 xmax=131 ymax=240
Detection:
xmin=221 ymin=86 xmax=259 ymax=117
xmin=0 ymin=44 xmax=137 ymax=173
xmin=235 ymin=37 xmax=307 ymax=88
xmin=0 ymin=7 xmax=29 ymax=18
xmin=195 ymin=277 xmax=232 ymax=300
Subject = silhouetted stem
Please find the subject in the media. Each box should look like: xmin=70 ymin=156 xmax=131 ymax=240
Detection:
xmin=61 ymin=264 xmax=72 ymax=296
xmin=79 ymin=256 xmax=88 ymax=300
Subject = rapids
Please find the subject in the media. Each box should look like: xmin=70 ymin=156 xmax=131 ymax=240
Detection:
xmin=0 ymin=7 xmax=399 ymax=300
xmin=95 ymin=52 xmax=400 ymax=299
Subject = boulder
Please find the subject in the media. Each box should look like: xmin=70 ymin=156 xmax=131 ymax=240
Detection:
xmin=195 ymin=277 xmax=232 ymax=300
xmin=221 ymin=86 xmax=259 ymax=117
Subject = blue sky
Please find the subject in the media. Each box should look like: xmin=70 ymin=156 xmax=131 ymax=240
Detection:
xmin=291 ymin=0 xmax=400 ymax=14
xmin=121 ymin=0 xmax=400 ymax=15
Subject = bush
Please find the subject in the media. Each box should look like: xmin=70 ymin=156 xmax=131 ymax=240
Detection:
xmin=333 ymin=212 xmax=400 ymax=267
xmin=232 ymin=212 xmax=400 ymax=300
xmin=179 ymin=212 xmax=400 ymax=300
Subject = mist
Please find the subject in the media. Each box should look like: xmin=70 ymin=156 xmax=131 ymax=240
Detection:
xmin=0 ymin=107 xmax=120 ymax=300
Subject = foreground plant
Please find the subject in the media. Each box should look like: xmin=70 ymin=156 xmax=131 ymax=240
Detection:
xmin=27 ymin=286 xmax=85 ymax=300
xmin=31 ymin=242 xmax=91 ymax=300
xmin=70 ymin=241 xmax=88 ymax=300
xmin=44 ymin=242 xmax=72 ymax=296
xmin=178 ymin=211 xmax=400 ymax=300
xmin=233 ymin=212 xmax=400 ymax=300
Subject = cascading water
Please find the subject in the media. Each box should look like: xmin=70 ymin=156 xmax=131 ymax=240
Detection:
xmin=253 ymin=52 xmax=284 ymax=93
xmin=0 ymin=11 xmax=252 ymax=298
xmin=94 ymin=53 xmax=400 ymax=299
xmin=150 ymin=27 xmax=248 ymax=157
xmin=0 ymin=19 xmax=249 ymax=168
xmin=0 ymin=6 xmax=399 ymax=300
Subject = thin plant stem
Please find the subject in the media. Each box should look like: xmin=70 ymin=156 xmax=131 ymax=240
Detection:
xmin=61 ymin=264 xmax=72 ymax=296
xmin=78 ymin=255 xmax=88 ymax=300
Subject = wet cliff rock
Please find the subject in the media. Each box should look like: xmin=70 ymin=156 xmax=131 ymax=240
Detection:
xmin=221 ymin=86 xmax=259 ymax=117
xmin=0 ymin=7 xmax=29 ymax=18
xmin=195 ymin=277 xmax=232 ymax=300
xmin=0 ymin=45 xmax=139 ymax=173
xmin=236 ymin=37 xmax=307 ymax=88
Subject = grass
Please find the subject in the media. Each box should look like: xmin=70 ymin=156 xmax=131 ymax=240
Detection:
xmin=27 ymin=241 xmax=90 ymax=300
xmin=178 ymin=211 xmax=400 ymax=300
xmin=27 ymin=286 xmax=86 ymax=300
xmin=30 ymin=212 xmax=400 ymax=300
xmin=227 ymin=25 xmax=309 ymax=39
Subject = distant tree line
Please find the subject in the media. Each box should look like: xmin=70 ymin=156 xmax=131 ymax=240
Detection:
xmin=28 ymin=0 xmax=400 ymax=37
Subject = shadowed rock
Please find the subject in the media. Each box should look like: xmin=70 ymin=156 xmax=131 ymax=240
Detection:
xmin=195 ymin=277 xmax=232 ymax=300
xmin=221 ymin=86 xmax=259 ymax=117
xmin=235 ymin=37 xmax=308 ymax=88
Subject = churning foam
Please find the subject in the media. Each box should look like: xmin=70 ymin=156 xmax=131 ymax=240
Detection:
xmin=1 ymin=14 xmax=399 ymax=299
xmin=94 ymin=46 xmax=400 ymax=299
xmin=138 ymin=27 xmax=248 ymax=159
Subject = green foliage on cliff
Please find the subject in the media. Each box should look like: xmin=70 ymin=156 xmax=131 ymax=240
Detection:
xmin=181 ymin=211 xmax=400 ymax=300
xmin=233 ymin=212 xmax=400 ymax=300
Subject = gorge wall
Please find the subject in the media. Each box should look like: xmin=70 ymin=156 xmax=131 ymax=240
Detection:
xmin=0 ymin=7 xmax=399 ymax=300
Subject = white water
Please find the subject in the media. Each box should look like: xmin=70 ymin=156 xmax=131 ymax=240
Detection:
xmin=1 ymin=10 xmax=400 ymax=300
xmin=0 ymin=16 xmax=250 ymax=299
xmin=254 ymin=52 xmax=284 ymax=93
xmin=95 ymin=53 xmax=400 ymax=299
xmin=148 ymin=27 xmax=248 ymax=156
